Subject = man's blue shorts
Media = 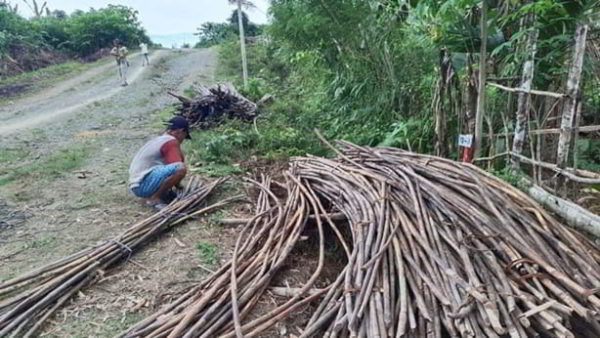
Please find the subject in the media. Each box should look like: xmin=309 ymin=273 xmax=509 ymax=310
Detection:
xmin=131 ymin=163 xmax=182 ymax=198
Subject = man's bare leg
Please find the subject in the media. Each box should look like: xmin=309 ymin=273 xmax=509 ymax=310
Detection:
xmin=147 ymin=166 xmax=186 ymax=203
xmin=120 ymin=62 xmax=129 ymax=86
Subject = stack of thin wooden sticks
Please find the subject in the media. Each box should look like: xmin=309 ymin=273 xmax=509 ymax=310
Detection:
xmin=169 ymin=83 xmax=257 ymax=129
xmin=0 ymin=177 xmax=235 ymax=337
xmin=122 ymin=142 xmax=600 ymax=338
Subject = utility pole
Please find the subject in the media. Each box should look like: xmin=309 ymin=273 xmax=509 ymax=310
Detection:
xmin=474 ymin=0 xmax=487 ymax=159
xmin=237 ymin=0 xmax=249 ymax=88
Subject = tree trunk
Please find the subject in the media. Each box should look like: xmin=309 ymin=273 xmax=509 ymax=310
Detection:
xmin=474 ymin=0 xmax=488 ymax=158
xmin=434 ymin=78 xmax=446 ymax=157
xmin=572 ymin=96 xmax=583 ymax=169
xmin=435 ymin=49 xmax=451 ymax=157
xmin=463 ymin=53 xmax=478 ymax=161
xmin=526 ymin=183 xmax=600 ymax=238
xmin=511 ymin=26 xmax=539 ymax=171
xmin=556 ymin=24 xmax=588 ymax=193
xmin=237 ymin=0 xmax=249 ymax=88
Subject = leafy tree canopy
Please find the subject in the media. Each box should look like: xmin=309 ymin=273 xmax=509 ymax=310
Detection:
xmin=195 ymin=9 xmax=264 ymax=48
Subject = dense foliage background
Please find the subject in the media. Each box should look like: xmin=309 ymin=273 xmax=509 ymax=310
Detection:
xmin=187 ymin=0 xmax=599 ymax=180
xmin=195 ymin=10 xmax=265 ymax=48
xmin=0 ymin=3 xmax=150 ymax=75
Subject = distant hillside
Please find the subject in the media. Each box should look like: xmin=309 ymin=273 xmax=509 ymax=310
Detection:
xmin=149 ymin=33 xmax=197 ymax=48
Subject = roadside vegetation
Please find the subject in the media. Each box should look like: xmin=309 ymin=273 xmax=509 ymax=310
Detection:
xmin=0 ymin=142 xmax=92 ymax=187
xmin=0 ymin=2 xmax=150 ymax=77
xmin=187 ymin=0 xmax=600 ymax=186
xmin=194 ymin=9 xmax=265 ymax=48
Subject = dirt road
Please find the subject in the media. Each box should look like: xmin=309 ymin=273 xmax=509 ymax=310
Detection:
xmin=0 ymin=48 xmax=240 ymax=337
xmin=0 ymin=51 xmax=162 ymax=134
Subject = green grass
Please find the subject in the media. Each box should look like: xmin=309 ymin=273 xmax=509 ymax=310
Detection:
xmin=196 ymin=242 xmax=219 ymax=265
xmin=183 ymin=86 xmax=197 ymax=98
xmin=488 ymin=167 xmax=530 ymax=189
xmin=136 ymin=97 xmax=151 ymax=106
xmin=72 ymin=190 xmax=101 ymax=210
xmin=148 ymin=106 xmax=176 ymax=129
xmin=190 ymin=163 xmax=242 ymax=177
xmin=0 ymin=57 xmax=112 ymax=102
xmin=0 ymin=147 xmax=28 ymax=164
xmin=205 ymin=210 xmax=227 ymax=227
xmin=0 ymin=61 xmax=81 ymax=85
xmin=183 ymin=117 xmax=327 ymax=168
xmin=56 ymin=309 xmax=145 ymax=338
xmin=0 ymin=144 xmax=91 ymax=187
xmin=0 ymin=271 xmax=17 ymax=283
xmin=100 ymin=114 xmax=124 ymax=126
xmin=1 ymin=58 xmax=109 ymax=86
xmin=29 ymin=236 xmax=57 ymax=250
xmin=97 ymin=313 xmax=145 ymax=338
xmin=30 ymin=128 xmax=48 ymax=141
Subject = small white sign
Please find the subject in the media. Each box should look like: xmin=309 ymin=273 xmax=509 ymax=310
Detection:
xmin=458 ymin=134 xmax=473 ymax=147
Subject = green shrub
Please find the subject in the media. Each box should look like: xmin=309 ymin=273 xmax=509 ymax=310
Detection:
xmin=65 ymin=5 xmax=150 ymax=56
xmin=1 ymin=4 xmax=150 ymax=74
xmin=577 ymin=139 xmax=600 ymax=172
xmin=196 ymin=242 xmax=219 ymax=266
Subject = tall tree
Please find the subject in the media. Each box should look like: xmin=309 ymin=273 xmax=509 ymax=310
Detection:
xmin=0 ymin=0 xmax=18 ymax=13
xmin=21 ymin=0 xmax=46 ymax=18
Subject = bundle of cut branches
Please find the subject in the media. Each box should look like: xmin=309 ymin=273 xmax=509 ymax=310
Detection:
xmin=0 ymin=177 xmax=237 ymax=337
xmin=121 ymin=141 xmax=600 ymax=337
xmin=168 ymin=83 xmax=257 ymax=129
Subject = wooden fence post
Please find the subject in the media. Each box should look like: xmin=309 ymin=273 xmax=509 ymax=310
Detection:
xmin=556 ymin=24 xmax=588 ymax=193
xmin=474 ymin=0 xmax=488 ymax=158
xmin=511 ymin=25 xmax=538 ymax=171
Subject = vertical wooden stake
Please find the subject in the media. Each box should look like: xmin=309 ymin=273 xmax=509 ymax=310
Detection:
xmin=511 ymin=21 xmax=538 ymax=172
xmin=237 ymin=0 xmax=249 ymax=89
xmin=474 ymin=0 xmax=488 ymax=158
xmin=556 ymin=24 xmax=588 ymax=193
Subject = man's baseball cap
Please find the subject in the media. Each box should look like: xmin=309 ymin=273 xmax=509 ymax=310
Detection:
xmin=165 ymin=116 xmax=192 ymax=139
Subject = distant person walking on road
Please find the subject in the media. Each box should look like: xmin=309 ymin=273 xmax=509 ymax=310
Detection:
xmin=110 ymin=39 xmax=129 ymax=86
xmin=139 ymin=42 xmax=150 ymax=66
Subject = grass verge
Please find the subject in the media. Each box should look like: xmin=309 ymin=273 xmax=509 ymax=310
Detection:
xmin=0 ymin=57 xmax=112 ymax=101
xmin=0 ymin=144 xmax=92 ymax=187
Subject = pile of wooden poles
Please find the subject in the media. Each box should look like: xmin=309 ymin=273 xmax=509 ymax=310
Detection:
xmin=121 ymin=141 xmax=600 ymax=337
xmin=168 ymin=83 xmax=257 ymax=129
xmin=119 ymin=174 xmax=321 ymax=337
xmin=0 ymin=177 xmax=235 ymax=337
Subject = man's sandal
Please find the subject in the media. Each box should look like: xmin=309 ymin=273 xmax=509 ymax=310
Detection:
xmin=146 ymin=201 xmax=168 ymax=211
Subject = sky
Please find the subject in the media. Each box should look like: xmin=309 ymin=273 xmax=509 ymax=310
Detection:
xmin=16 ymin=0 xmax=270 ymax=35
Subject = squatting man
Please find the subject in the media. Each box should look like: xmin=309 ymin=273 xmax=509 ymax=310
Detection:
xmin=128 ymin=117 xmax=191 ymax=210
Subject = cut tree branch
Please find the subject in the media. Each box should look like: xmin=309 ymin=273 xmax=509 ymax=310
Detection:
xmin=485 ymin=125 xmax=600 ymax=137
xmin=525 ymin=182 xmax=600 ymax=238
xmin=487 ymin=82 xmax=566 ymax=98
xmin=511 ymin=152 xmax=600 ymax=184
